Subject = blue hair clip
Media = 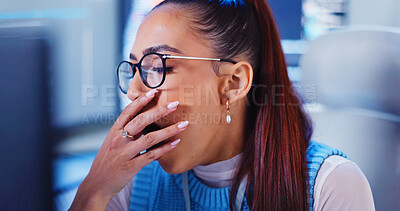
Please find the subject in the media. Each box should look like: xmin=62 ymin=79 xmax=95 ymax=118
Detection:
xmin=211 ymin=0 xmax=246 ymax=7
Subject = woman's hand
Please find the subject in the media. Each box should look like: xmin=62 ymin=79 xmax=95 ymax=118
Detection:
xmin=70 ymin=89 xmax=188 ymax=210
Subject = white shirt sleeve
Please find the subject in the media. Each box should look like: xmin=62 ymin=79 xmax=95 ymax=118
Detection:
xmin=106 ymin=178 xmax=133 ymax=211
xmin=313 ymin=155 xmax=375 ymax=211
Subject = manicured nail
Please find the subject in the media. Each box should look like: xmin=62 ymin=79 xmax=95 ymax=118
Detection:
xmin=170 ymin=139 xmax=181 ymax=146
xmin=146 ymin=89 xmax=158 ymax=98
xmin=167 ymin=101 xmax=179 ymax=109
xmin=177 ymin=120 xmax=189 ymax=129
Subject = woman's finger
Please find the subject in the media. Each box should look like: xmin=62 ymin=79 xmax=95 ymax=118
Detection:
xmin=123 ymin=101 xmax=180 ymax=137
xmin=130 ymin=138 xmax=181 ymax=169
xmin=114 ymin=89 xmax=159 ymax=129
xmin=125 ymin=120 xmax=189 ymax=158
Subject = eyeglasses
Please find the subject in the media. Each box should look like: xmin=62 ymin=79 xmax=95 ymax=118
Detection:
xmin=116 ymin=52 xmax=237 ymax=94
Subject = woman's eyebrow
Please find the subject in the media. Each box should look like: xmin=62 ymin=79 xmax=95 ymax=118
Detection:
xmin=130 ymin=44 xmax=183 ymax=61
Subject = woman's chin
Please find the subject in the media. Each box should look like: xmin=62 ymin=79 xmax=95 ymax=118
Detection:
xmin=157 ymin=152 xmax=189 ymax=175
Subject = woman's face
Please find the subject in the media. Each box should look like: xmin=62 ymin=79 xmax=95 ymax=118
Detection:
xmin=127 ymin=6 xmax=236 ymax=174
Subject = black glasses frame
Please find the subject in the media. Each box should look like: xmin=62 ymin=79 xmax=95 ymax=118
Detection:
xmin=116 ymin=52 xmax=237 ymax=94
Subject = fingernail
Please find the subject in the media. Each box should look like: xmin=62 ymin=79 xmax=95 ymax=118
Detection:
xmin=167 ymin=101 xmax=179 ymax=109
xmin=177 ymin=120 xmax=189 ymax=129
xmin=170 ymin=139 xmax=181 ymax=146
xmin=146 ymin=89 xmax=158 ymax=98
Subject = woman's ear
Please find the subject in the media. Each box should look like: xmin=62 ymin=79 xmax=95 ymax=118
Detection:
xmin=218 ymin=61 xmax=253 ymax=104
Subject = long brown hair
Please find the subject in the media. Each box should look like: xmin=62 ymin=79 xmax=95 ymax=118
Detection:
xmin=154 ymin=0 xmax=313 ymax=210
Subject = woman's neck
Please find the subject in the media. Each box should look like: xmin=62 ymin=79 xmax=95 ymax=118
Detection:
xmin=201 ymin=98 xmax=247 ymax=166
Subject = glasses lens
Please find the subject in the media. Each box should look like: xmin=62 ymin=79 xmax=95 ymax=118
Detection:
xmin=118 ymin=61 xmax=134 ymax=93
xmin=140 ymin=54 xmax=164 ymax=87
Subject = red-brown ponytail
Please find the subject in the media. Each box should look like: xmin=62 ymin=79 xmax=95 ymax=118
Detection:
xmin=230 ymin=0 xmax=312 ymax=210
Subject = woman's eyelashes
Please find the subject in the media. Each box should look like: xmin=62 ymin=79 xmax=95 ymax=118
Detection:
xmin=153 ymin=67 xmax=174 ymax=73
xmin=165 ymin=66 xmax=174 ymax=73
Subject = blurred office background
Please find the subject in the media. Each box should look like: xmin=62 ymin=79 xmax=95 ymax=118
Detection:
xmin=0 ymin=0 xmax=399 ymax=210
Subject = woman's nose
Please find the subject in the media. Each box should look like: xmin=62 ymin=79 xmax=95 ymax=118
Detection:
xmin=127 ymin=73 xmax=148 ymax=101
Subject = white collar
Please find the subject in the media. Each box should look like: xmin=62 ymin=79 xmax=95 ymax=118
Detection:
xmin=192 ymin=153 xmax=243 ymax=188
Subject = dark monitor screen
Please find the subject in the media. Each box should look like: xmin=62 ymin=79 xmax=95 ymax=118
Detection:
xmin=0 ymin=24 xmax=53 ymax=211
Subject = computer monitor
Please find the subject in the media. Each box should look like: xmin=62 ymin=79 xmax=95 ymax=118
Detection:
xmin=0 ymin=23 xmax=53 ymax=210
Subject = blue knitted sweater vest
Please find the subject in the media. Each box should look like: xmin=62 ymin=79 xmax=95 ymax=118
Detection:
xmin=129 ymin=141 xmax=347 ymax=211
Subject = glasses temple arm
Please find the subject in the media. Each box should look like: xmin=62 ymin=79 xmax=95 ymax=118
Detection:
xmin=163 ymin=55 xmax=236 ymax=64
xmin=163 ymin=55 xmax=257 ymax=86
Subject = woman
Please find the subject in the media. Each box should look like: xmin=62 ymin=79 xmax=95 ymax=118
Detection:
xmin=71 ymin=0 xmax=375 ymax=210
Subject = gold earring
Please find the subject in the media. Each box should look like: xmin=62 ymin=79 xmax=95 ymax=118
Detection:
xmin=226 ymin=100 xmax=231 ymax=124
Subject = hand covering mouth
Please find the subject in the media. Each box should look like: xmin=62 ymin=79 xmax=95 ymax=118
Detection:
xmin=142 ymin=122 xmax=169 ymax=151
